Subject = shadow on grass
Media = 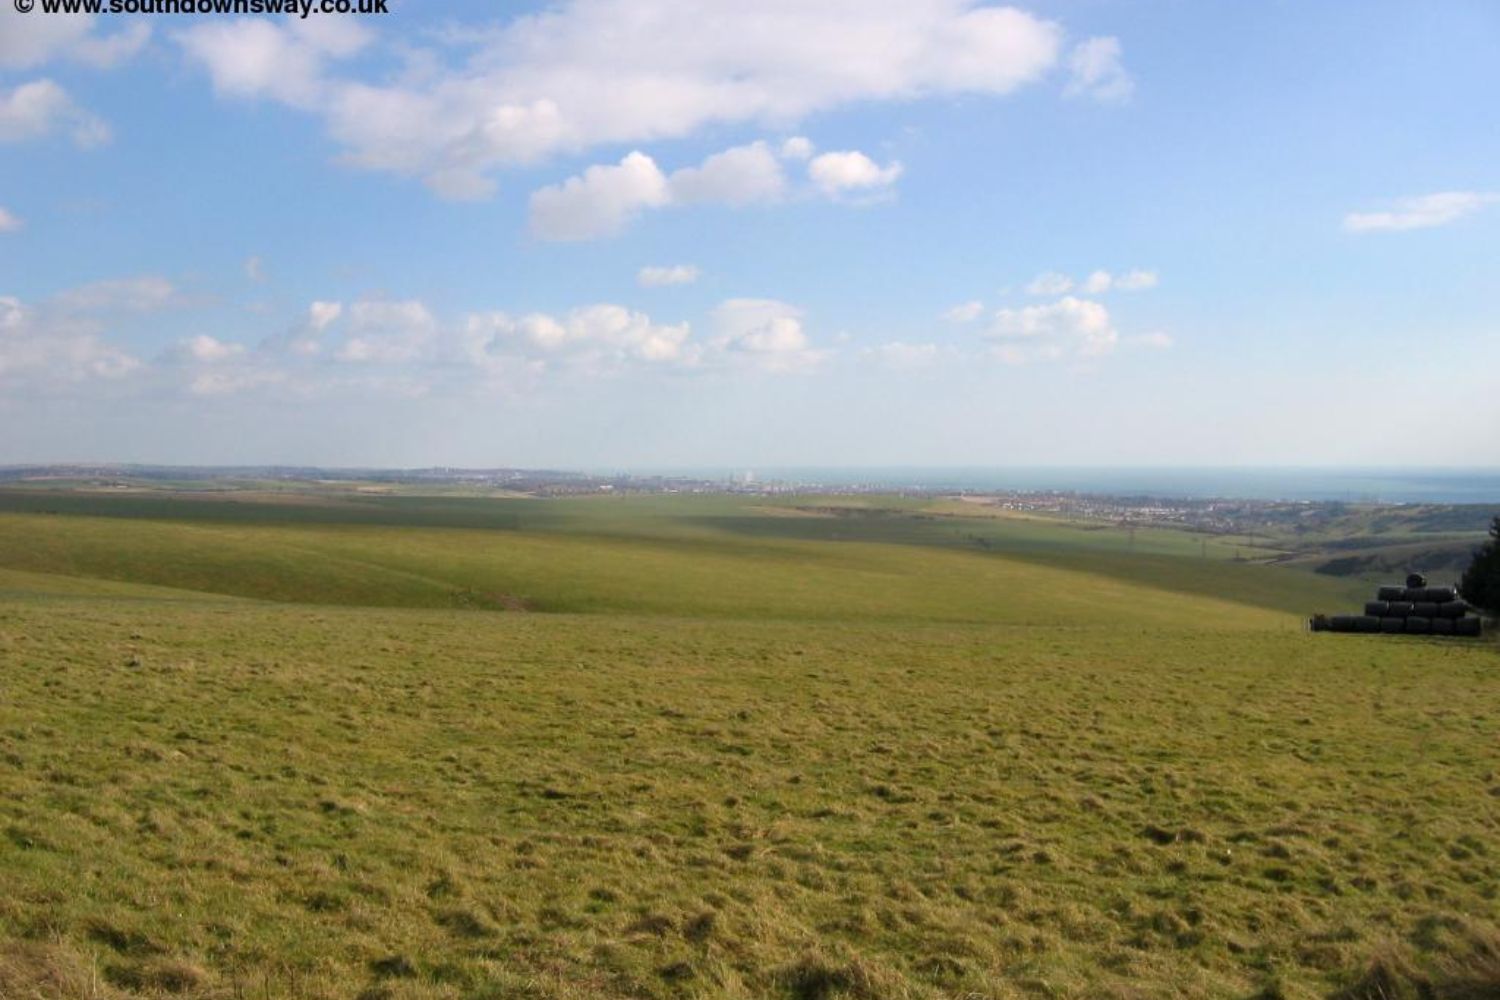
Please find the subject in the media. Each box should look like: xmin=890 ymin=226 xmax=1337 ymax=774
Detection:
xmin=1322 ymin=923 xmax=1500 ymax=1000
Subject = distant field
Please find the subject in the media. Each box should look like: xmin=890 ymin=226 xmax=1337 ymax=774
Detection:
xmin=1 ymin=489 xmax=1495 ymax=999
xmin=0 ymin=489 xmax=1375 ymax=616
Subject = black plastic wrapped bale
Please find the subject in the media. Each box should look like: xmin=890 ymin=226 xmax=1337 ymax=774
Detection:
xmin=1438 ymin=600 xmax=1469 ymax=619
xmin=1377 ymin=586 xmax=1405 ymax=602
xmin=1425 ymin=586 xmax=1457 ymax=603
xmin=1454 ymin=617 xmax=1482 ymax=637
xmin=1308 ymin=615 xmax=1329 ymax=632
xmin=1355 ymin=616 xmax=1381 ymax=633
xmin=1413 ymin=601 xmax=1439 ymax=618
xmin=1330 ymin=615 xmax=1359 ymax=632
xmin=1386 ymin=601 xmax=1415 ymax=617
xmin=1406 ymin=573 xmax=1427 ymax=589
xmin=1431 ymin=618 xmax=1454 ymax=636
xmin=1365 ymin=601 xmax=1390 ymax=617
xmin=1380 ymin=617 xmax=1406 ymax=634
xmin=1405 ymin=616 xmax=1432 ymax=634
xmin=1401 ymin=588 xmax=1429 ymax=602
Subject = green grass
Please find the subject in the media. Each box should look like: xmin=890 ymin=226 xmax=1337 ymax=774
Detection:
xmin=1 ymin=491 xmax=1496 ymax=999
xmin=0 ymin=488 xmax=1371 ymax=618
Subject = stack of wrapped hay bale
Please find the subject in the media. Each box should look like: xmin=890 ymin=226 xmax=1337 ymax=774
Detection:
xmin=1310 ymin=574 xmax=1482 ymax=636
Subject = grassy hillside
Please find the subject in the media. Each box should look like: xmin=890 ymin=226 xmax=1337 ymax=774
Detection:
xmin=1 ymin=491 xmax=1495 ymax=1000
xmin=0 ymin=490 xmax=1369 ymax=619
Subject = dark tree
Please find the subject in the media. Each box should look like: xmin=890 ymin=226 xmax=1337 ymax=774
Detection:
xmin=1458 ymin=516 xmax=1500 ymax=615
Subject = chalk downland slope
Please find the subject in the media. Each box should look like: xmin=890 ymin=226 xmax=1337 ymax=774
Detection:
xmin=1 ymin=492 xmax=1496 ymax=1000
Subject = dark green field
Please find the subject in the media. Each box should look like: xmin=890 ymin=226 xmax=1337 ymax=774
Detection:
xmin=1 ymin=489 xmax=1495 ymax=999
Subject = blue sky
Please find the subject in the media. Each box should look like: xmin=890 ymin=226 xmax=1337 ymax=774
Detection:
xmin=1 ymin=0 xmax=1497 ymax=468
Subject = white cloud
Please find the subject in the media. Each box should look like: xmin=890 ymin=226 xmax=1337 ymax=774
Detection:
xmin=465 ymin=304 xmax=694 ymax=372
xmin=528 ymin=142 xmax=786 ymax=241
xmin=0 ymin=292 xmax=142 ymax=385
xmin=1113 ymin=268 xmax=1158 ymax=291
xmin=638 ymin=264 xmax=700 ymax=287
xmin=309 ymin=300 xmax=343 ymax=331
xmin=668 ymin=140 xmax=786 ymax=206
xmin=0 ymin=10 xmax=150 ymax=70
xmin=531 ymin=139 xmax=901 ymax=239
xmin=1029 ymin=268 xmax=1156 ymax=296
xmin=53 ymin=275 xmax=182 ymax=313
xmin=1081 ymin=269 xmax=1113 ymax=294
xmin=864 ymin=341 xmax=942 ymax=368
xmin=1126 ymin=331 xmax=1173 ymax=350
xmin=175 ymin=16 xmax=371 ymax=108
xmin=985 ymin=295 xmax=1118 ymax=363
xmin=941 ymin=300 xmax=984 ymax=323
xmin=1025 ymin=271 xmax=1073 ymax=296
xmin=71 ymin=22 xmax=152 ymax=70
xmin=0 ymin=79 xmax=111 ymax=147
xmin=178 ymin=334 xmax=247 ymax=364
xmin=1064 ymin=36 xmax=1133 ymax=103
xmin=779 ymin=136 xmax=814 ymax=161
xmin=189 ymin=369 xmax=286 ymax=397
xmin=528 ymin=150 xmax=670 ymax=241
xmin=1343 ymin=191 xmax=1500 ymax=233
xmin=336 ymin=299 xmax=439 ymax=363
xmin=272 ymin=300 xmax=345 ymax=357
xmin=807 ymin=150 xmax=903 ymax=199
xmin=244 ymin=256 xmax=266 ymax=282
xmin=176 ymin=2 xmax=1062 ymax=199
xmin=711 ymin=298 xmax=825 ymax=372
xmin=0 ymin=207 xmax=21 ymax=233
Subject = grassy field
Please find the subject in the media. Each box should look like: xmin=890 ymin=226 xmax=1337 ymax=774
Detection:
xmin=1 ymin=490 xmax=1496 ymax=999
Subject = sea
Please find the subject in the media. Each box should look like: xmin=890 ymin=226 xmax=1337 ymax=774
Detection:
xmin=646 ymin=468 xmax=1500 ymax=505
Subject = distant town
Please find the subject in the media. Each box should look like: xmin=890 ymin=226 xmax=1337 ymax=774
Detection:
xmin=4 ymin=464 xmax=1496 ymax=542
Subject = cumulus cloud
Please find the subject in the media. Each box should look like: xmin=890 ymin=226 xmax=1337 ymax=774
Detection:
xmin=53 ymin=275 xmax=183 ymax=313
xmin=1343 ymin=191 xmax=1499 ymax=233
xmin=807 ymin=150 xmax=903 ymax=199
xmin=1025 ymin=271 xmax=1073 ymax=296
xmin=0 ymin=79 xmax=111 ymax=147
xmin=0 ymin=207 xmax=21 ymax=233
xmin=468 ymin=298 xmax=830 ymax=376
xmin=529 ymin=142 xmax=788 ymax=240
xmin=668 ymin=140 xmax=786 ymax=205
xmin=941 ymin=300 xmax=984 ymax=323
xmin=258 ymin=293 xmax=829 ymax=385
xmin=5 ymin=278 xmax=834 ymax=400
xmin=779 ymin=136 xmax=814 ymax=161
xmin=189 ymin=368 xmax=286 ymax=397
xmin=1112 ymin=268 xmax=1158 ymax=291
xmin=528 ymin=151 xmax=670 ymax=241
xmin=176 ymin=1 xmax=1063 ymax=198
xmin=336 ymin=299 xmax=439 ymax=363
xmin=864 ymin=341 xmax=942 ymax=368
xmin=179 ymin=334 xmax=246 ymax=363
xmin=1064 ymin=36 xmax=1133 ymax=103
xmin=1080 ymin=270 xmax=1113 ymax=295
xmin=711 ymin=298 xmax=825 ymax=372
xmin=530 ymin=138 xmax=896 ymax=239
xmin=0 ymin=292 xmax=142 ymax=386
xmin=463 ymin=304 xmax=694 ymax=377
xmin=638 ymin=264 xmax=700 ymax=287
xmin=265 ymin=300 xmax=345 ymax=357
xmin=308 ymin=300 xmax=343 ymax=331
xmin=175 ymin=16 xmax=371 ymax=108
xmin=0 ymin=9 xmax=150 ymax=70
xmin=1029 ymin=268 xmax=1155 ymax=295
xmin=985 ymin=295 xmax=1118 ymax=363
xmin=1126 ymin=330 xmax=1173 ymax=350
